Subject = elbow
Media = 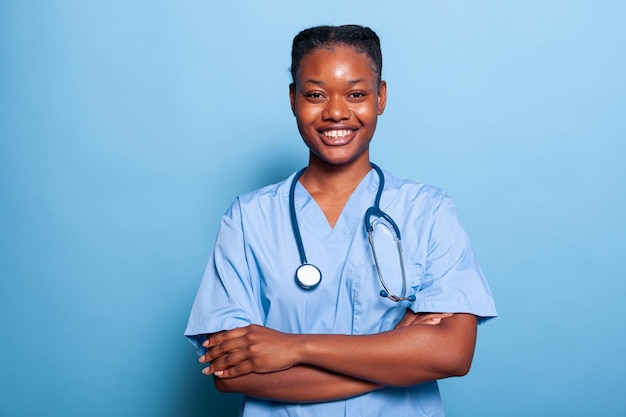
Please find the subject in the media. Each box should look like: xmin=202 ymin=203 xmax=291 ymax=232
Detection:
xmin=442 ymin=345 xmax=474 ymax=378
xmin=448 ymin=356 xmax=472 ymax=377
xmin=395 ymin=350 xmax=474 ymax=387
xmin=438 ymin=315 xmax=477 ymax=378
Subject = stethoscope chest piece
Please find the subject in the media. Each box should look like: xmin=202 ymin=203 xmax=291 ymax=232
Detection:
xmin=295 ymin=263 xmax=322 ymax=290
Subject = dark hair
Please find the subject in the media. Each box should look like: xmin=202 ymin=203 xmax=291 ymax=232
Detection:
xmin=290 ymin=24 xmax=383 ymax=85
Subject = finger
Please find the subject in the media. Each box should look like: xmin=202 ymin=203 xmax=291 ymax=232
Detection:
xmin=397 ymin=312 xmax=455 ymax=327
xmin=202 ymin=352 xmax=252 ymax=377
xmin=415 ymin=313 xmax=454 ymax=325
xmin=203 ymin=335 xmax=250 ymax=362
xmin=204 ymin=327 xmax=257 ymax=361
xmin=217 ymin=363 xmax=254 ymax=378
xmin=418 ymin=313 xmax=453 ymax=319
xmin=203 ymin=327 xmax=247 ymax=349
xmin=206 ymin=348 xmax=249 ymax=373
xmin=206 ymin=361 xmax=254 ymax=379
xmin=394 ymin=309 xmax=416 ymax=329
xmin=202 ymin=331 xmax=222 ymax=349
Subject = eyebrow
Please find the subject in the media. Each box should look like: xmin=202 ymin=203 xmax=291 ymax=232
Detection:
xmin=304 ymin=78 xmax=366 ymax=86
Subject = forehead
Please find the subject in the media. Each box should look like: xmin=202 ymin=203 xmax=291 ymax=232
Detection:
xmin=296 ymin=45 xmax=378 ymax=84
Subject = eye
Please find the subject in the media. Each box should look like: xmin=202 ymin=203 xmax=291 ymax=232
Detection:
xmin=348 ymin=91 xmax=367 ymax=101
xmin=304 ymin=91 xmax=325 ymax=101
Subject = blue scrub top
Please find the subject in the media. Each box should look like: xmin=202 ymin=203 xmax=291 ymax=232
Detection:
xmin=185 ymin=167 xmax=497 ymax=417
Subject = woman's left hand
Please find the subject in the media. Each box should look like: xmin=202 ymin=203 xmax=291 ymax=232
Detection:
xmin=394 ymin=310 xmax=454 ymax=328
xmin=199 ymin=325 xmax=301 ymax=378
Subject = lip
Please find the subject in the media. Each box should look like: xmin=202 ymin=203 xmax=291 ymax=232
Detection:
xmin=317 ymin=126 xmax=359 ymax=146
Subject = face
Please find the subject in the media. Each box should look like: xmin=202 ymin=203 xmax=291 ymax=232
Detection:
xmin=290 ymin=44 xmax=386 ymax=168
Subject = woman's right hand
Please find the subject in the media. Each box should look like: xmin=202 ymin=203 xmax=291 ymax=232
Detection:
xmin=200 ymin=325 xmax=303 ymax=378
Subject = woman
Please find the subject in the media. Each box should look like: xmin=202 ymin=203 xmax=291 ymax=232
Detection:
xmin=185 ymin=24 xmax=496 ymax=416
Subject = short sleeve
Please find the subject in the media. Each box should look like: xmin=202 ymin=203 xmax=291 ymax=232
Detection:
xmin=184 ymin=199 xmax=264 ymax=355
xmin=411 ymin=191 xmax=497 ymax=323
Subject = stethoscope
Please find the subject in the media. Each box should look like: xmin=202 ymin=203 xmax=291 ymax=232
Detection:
xmin=289 ymin=163 xmax=416 ymax=302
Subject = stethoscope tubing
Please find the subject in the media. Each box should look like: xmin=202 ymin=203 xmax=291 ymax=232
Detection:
xmin=289 ymin=163 xmax=414 ymax=302
xmin=289 ymin=167 xmax=309 ymax=266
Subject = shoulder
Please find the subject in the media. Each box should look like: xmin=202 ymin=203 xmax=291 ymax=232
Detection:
xmin=380 ymin=167 xmax=449 ymax=209
xmin=223 ymin=172 xmax=297 ymax=219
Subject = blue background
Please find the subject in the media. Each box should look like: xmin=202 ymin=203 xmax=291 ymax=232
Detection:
xmin=1 ymin=1 xmax=625 ymax=416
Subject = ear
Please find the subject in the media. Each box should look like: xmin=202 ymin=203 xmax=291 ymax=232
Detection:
xmin=377 ymin=80 xmax=387 ymax=115
xmin=289 ymin=83 xmax=296 ymax=115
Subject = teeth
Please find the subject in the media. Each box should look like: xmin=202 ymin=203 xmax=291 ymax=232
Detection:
xmin=323 ymin=129 xmax=353 ymax=138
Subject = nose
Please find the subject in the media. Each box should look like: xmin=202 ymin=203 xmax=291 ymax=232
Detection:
xmin=322 ymin=95 xmax=350 ymax=121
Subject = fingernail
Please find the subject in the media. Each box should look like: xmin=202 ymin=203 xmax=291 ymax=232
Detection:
xmin=198 ymin=355 xmax=204 ymax=362
xmin=215 ymin=371 xmax=223 ymax=378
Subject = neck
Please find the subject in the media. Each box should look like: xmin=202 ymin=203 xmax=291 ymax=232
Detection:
xmin=299 ymin=157 xmax=372 ymax=194
xmin=297 ymin=156 xmax=373 ymax=228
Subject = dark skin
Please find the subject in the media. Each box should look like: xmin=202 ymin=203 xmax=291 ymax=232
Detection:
xmin=289 ymin=44 xmax=386 ymax=228
xmin=202 ymin=311 xmax=474 ymax=403
xmin=199 ymin=45 xmax=478 ymax=403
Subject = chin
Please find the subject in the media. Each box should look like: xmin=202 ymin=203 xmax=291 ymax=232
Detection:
xmin=312 ymin=153 xmax=370 ymax=168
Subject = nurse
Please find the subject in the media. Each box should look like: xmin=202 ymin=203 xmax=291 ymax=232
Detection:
xmin=185 ymin=24 xmax=497 ymax=416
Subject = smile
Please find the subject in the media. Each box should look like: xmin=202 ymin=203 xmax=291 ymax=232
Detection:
xmin=322 ymin=129 xmax=355 ymax=138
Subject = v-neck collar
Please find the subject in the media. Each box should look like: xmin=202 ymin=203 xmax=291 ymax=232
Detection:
xmin=293 ymin=168 xmax=379 ymax=256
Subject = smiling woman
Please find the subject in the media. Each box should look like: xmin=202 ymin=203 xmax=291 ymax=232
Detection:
xmin=184 ymin=24 xmax=497 ymax=417
xmin=289 ymin=43 xmax=387 ymax=226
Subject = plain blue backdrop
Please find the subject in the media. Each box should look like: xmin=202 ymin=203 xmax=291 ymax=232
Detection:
xmin=1 ymin=1 xmax=625 ymax=416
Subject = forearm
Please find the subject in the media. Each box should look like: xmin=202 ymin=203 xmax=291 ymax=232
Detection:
xmin=300 ymin=314 xmax=477 ymax=386
xmin=203 ymin=313 xmax=477 ymax=388
xmin=214 ymin=364 xmax=381 ymax=403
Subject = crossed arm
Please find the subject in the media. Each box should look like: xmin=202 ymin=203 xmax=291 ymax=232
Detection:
xmin=198 ymin=311 xmax=477 ymax=403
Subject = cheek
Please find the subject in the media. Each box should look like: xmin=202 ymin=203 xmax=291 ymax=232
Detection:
xmin=354 ymin=106 xmax=379 ymax=124
xmin=295 ymin=105 xmax=320 ymax=126
xmin=295 ymin=117 xmax=316 ymax=141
